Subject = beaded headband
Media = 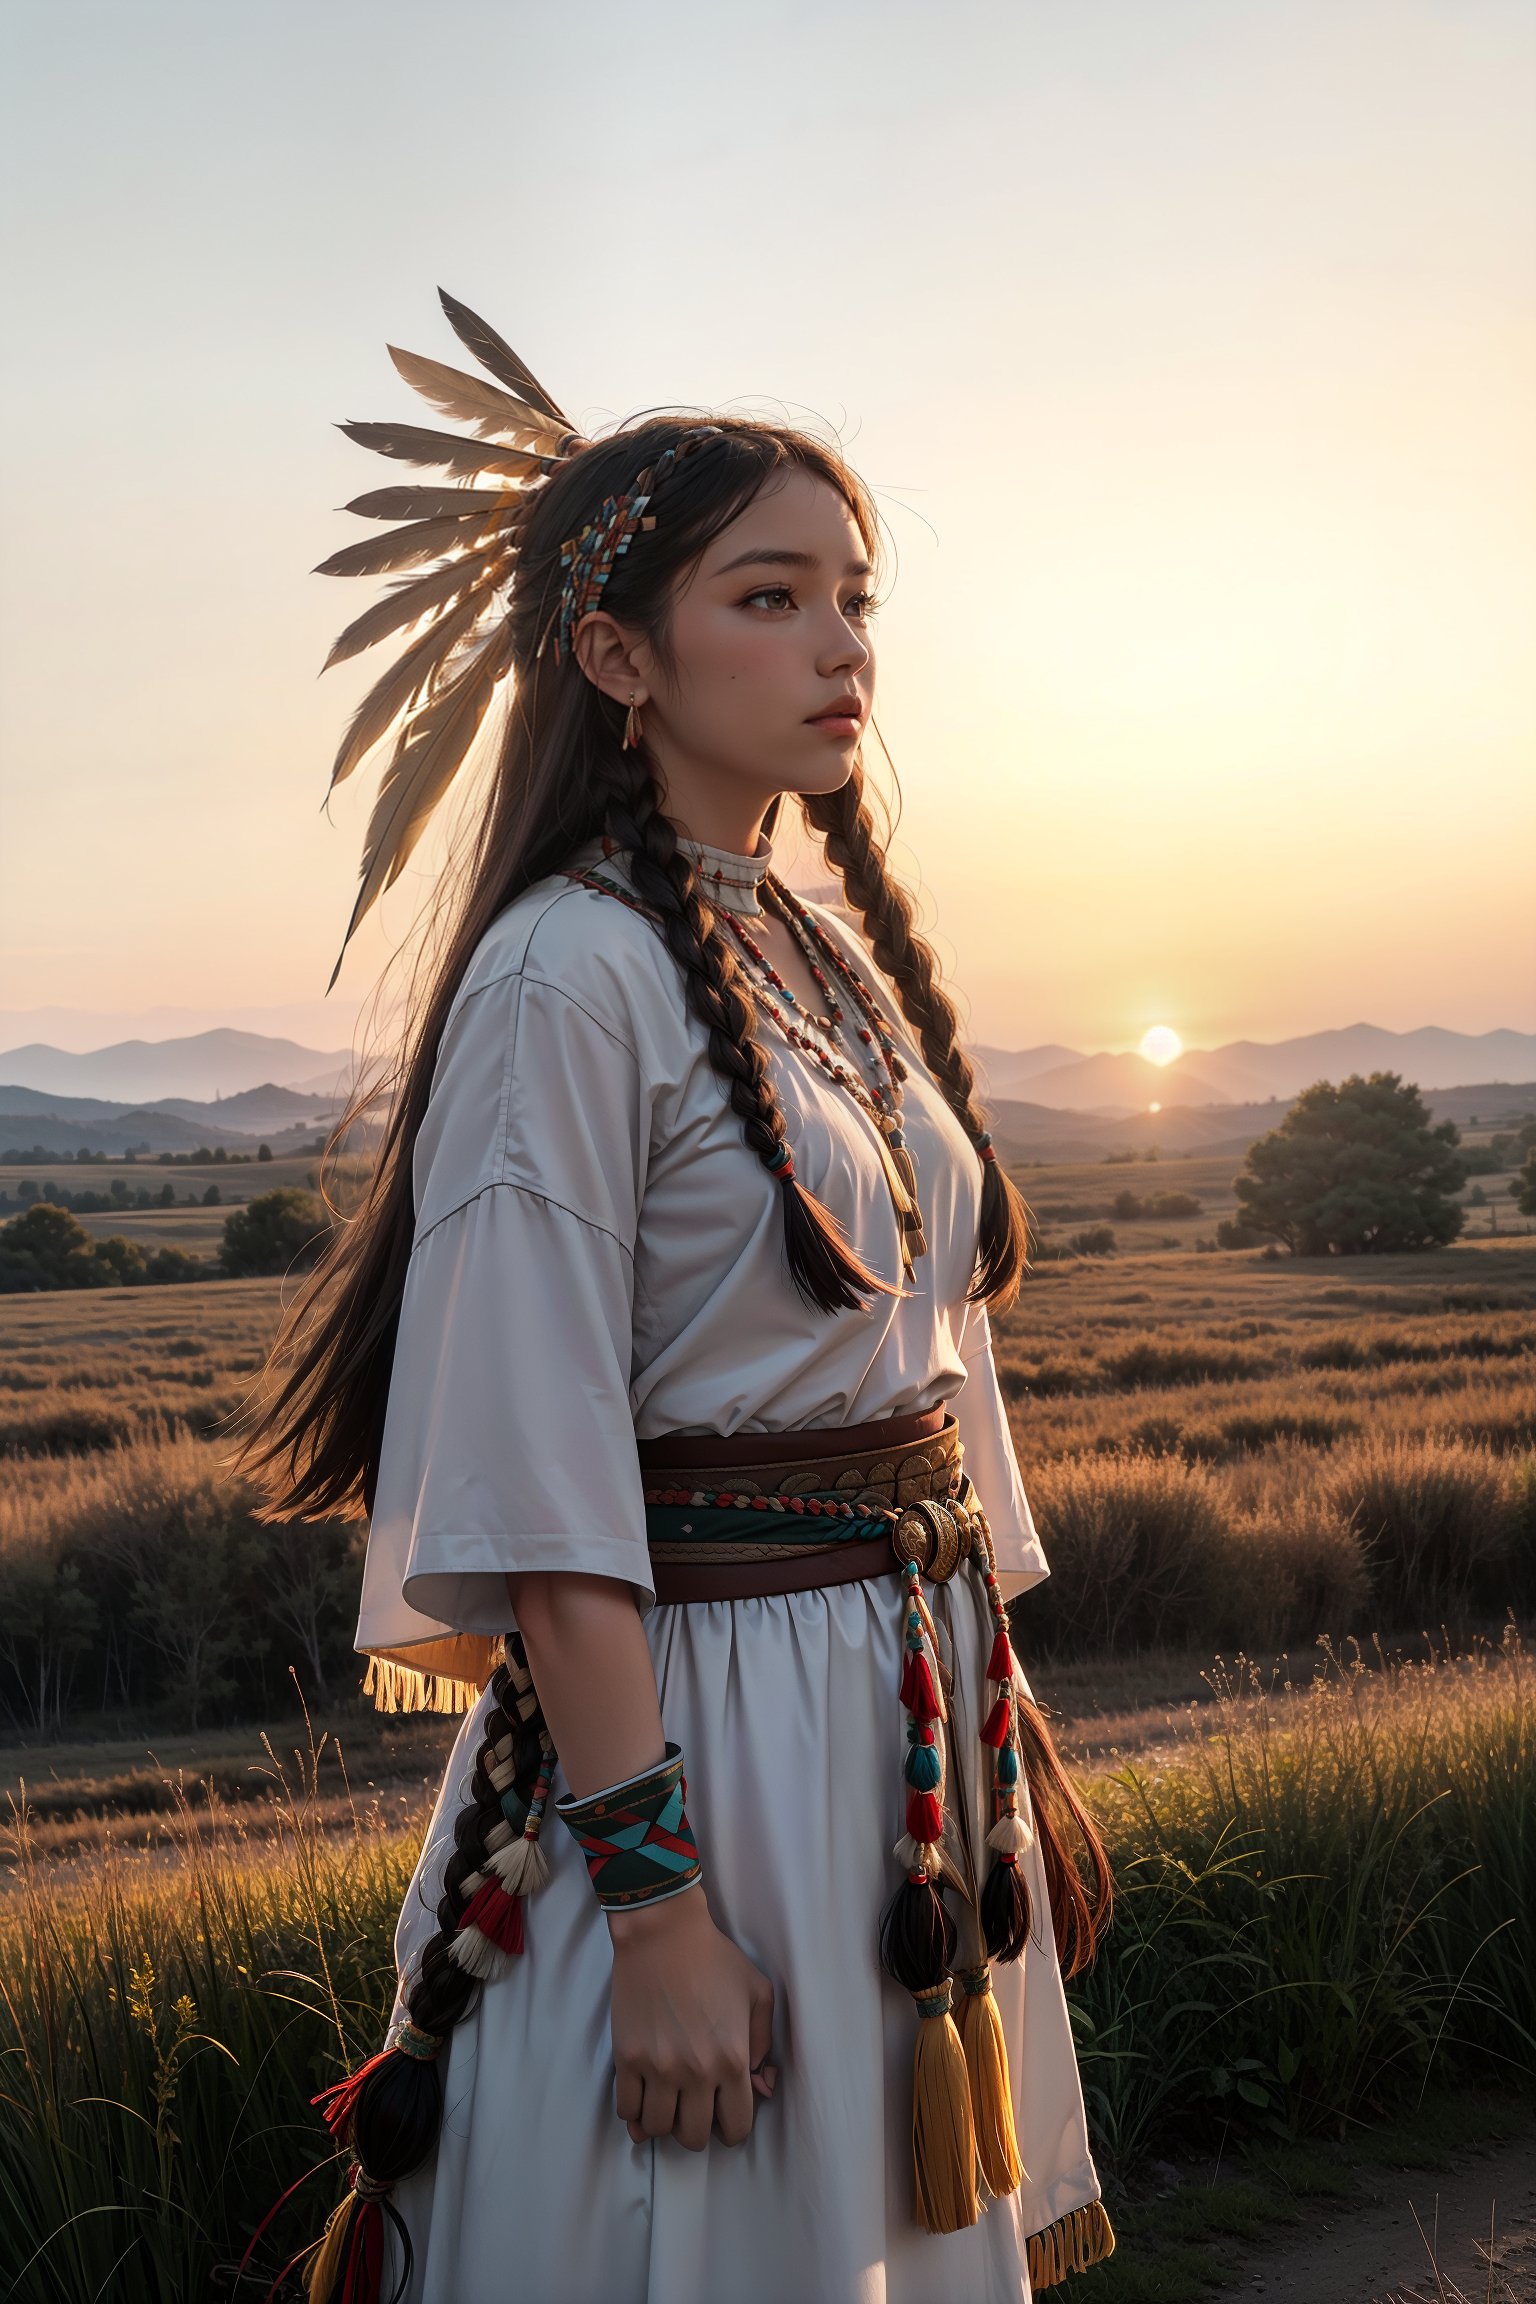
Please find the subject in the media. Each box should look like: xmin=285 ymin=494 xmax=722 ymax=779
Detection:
xmin=313 ymin=286 xmax=714 ymax=984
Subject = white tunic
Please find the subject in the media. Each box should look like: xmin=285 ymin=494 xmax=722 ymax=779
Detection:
xmin=358 ymin=835 xmax=1104 ymax=2304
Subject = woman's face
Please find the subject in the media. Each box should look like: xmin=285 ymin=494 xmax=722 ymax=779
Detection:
xmin=628 ymin=466 xmax=879 ymax=837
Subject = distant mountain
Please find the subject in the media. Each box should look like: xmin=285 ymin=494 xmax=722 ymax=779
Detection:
xmin=988 ymin=1079 xmax=1536 ymax=1164
xmin=976 ymin=1026 xmax=1536 ymax=1115
xmin=148 ymin=1082 xmax=346 ymax=1130
xmin=0 ymin=1030 xmax=354 ymax=1104
xmin=1191 ymin=1026 xmax=1536 ymax=1103
xmin=972 ymin=1045 xmax=1087 ymax=1098
xmin=1016 ymin=1051 xmax=1235 ymax=1113
xmin=0 ymin=1109 xmax=255 ymax=1157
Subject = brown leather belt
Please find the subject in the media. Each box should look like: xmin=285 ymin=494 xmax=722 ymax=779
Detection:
xmin=637 ymin=1405 xmax=978 ymax=1605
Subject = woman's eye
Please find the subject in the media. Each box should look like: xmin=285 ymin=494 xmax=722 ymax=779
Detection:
xmin=744 ymin=585 xmax=796 ymax=611
xmin=844 ymin=591 xmax=880 ymax=621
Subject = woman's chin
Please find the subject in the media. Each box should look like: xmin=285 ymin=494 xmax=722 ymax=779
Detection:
xmin=779 ymin=745 xmax=862 ymax=799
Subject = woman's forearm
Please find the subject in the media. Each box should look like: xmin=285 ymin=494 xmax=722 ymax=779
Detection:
xmin=503 ymin=1569 xmax=668 ymax=1801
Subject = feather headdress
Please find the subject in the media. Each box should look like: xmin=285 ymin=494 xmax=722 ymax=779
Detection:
xmin=315 ymin=288 xmax=587 ymax=987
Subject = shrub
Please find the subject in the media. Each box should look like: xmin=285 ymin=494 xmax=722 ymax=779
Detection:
xmin=1112 ymin=1189 xmax=1202 ymax=1221
xmin=1208 ymin=1498 xmax=1370 ymax=1649
xmin=0 ymin=1431 xmax=363 ymax=1730
xmin=144 ymin=1247 xmax=208 ymax=1285
xmin=1068 ymin=1223 xmax=1116 ymax=1256
xmin=219 ymin=1189 xmax=331 ymax=1279
xmin=0 ymin=1204 xmax=149 ymax=1293
xmin=1215 ymin=1216 xmax=1268 ymax=1249
xmin=1024 ymin=1449 xmax=1229 ymax=1653
xmin=1102 ymin=1337 xmax=1276 ymax=1388
xmin=1322 ymin=1435 xmax=1529 ymax=1625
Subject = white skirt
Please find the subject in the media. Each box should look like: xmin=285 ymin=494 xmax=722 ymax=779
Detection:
xmin=382 ymin=1563 xmax=1104 ymax=2304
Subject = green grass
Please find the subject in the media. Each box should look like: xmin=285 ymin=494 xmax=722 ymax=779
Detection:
xmin=1 ymin=1635 xmax=1531 ymax=2299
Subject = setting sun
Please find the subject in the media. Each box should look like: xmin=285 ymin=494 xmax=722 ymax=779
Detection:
xmin=1139 ymin=1026 xmax=1184 ymax=1067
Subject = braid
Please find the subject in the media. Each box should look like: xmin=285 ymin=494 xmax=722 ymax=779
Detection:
xmin=802 ymin=771 xmax=1031 ymax=1308
xmin=602 ymin=747 xmax=890 ymax=1314
xmin=303 ymin=1636 xmax=548 ymax=2299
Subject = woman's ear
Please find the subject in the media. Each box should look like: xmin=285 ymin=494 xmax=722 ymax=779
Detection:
xmin=572 ymin=611 xmax=650 ymax=709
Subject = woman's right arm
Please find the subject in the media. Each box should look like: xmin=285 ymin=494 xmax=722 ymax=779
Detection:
xmin=506 ymin=1566 xmax=777 ymax=2150
xmin=374 ymin=926 xmax=777 ymax=2146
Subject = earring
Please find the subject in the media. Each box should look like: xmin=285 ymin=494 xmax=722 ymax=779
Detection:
xmin=622 ymin=693 xmax=643 ymax=751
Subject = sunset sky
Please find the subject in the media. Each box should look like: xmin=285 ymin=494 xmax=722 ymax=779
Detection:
xmin=2 ymin=0 xmax=1532 ymax=1059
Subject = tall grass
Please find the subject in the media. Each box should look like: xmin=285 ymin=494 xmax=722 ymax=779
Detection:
xmin=1024 ymin=1437 xmax=1534 ymax=1658
xmin=1 ymin=1641 xmax=1531 ymax=2298
xmin=1072 ymin=1628 xmax=1536 ymax=2172
xmin=0 ymin=1713 xmax=415 ymax=2300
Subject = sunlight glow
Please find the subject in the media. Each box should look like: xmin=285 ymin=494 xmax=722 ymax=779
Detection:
xmin=1139 ymin=1026 xmax=1184 ymax=1067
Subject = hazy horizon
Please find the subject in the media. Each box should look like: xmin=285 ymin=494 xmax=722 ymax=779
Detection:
xmin=2 ymin=0 xmax=1533 ymax=1052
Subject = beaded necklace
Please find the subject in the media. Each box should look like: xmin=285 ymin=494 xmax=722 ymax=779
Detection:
xmin=561 ymin=851 xmax=931 ymax=1280
xmin=721 ymin=878 xmax=929 ymax=1278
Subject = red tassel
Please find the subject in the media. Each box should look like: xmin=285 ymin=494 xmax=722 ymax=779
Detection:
xmin=900 ymin=1648 xmax=920 ymax=1709
xmin=340 ymin=2192 xmax=385 ymax=2303
xmin=459 ymin=1875 xmax=526 ymax=1955
xmin=907 ymin=1788 xmax=946 ymax=1842
xmin=986 ymin=1628 xmax=1014 ymax=1683
xmin=979 ymin=1696 xmax=1011 ymax=1749
xmin=311 ymin=2047 xmax=396 ymax=2144
xmin=904 ymin=1652 xmax=943 ymax=1722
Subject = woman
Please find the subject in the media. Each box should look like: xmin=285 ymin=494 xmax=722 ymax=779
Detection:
xmin=242 ymin=291 xmax=1114 ymax=2304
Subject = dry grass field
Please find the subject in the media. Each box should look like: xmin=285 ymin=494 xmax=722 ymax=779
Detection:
xmin=0 ymin=1151 xmax=1532 ymax=2296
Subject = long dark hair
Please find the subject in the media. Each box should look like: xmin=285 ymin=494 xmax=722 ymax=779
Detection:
xmin=238 ymin=413 xmax=1029 ymax=1523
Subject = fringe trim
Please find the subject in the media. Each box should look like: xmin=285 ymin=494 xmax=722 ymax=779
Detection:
xmin=361 ymin=1653 xmax=486 ymax=1715
xmin=1026 ymin=2199 xmax=1116 ymax=2290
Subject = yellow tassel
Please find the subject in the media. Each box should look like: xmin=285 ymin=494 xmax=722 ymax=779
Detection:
xmin=955 ymin=1965 xmax=1024 ymax=2197
xmin=361 ymin=1649 xmax=488 ymax=1715
xmin=910 ymin=1979 xmax=979 ymax=2234
xmin=1025 ymin=2198 xmax=1116 ymax=2290
xmin=304 ymin=2189 xmax=359 ymax=2302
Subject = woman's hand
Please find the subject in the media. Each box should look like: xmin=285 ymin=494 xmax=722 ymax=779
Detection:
xmin=608 ymin=1882 xmax=778 ymax=2150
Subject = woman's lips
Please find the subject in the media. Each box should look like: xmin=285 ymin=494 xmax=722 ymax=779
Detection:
xmin=806 ymin=712 xmax=862 ymax=737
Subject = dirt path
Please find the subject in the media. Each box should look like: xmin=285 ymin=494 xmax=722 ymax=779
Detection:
xmin=1215 ymin=2127 xmax=1536 ymax=2302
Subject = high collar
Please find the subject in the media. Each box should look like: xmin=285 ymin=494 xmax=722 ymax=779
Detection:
xmin=674 ymin=833 xmax=771 ymax=918
xmin=568 ymin=831 xmax=772 ymax=918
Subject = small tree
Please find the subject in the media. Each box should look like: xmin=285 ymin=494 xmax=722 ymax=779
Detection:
xmin=220 ymin=1188 xmax=331 ymax=1278
xmin=1231 ymin=1072 xmax=1466 ymax=1255
xmin=0 ymin=1548 xmax=100 ymax=1734
xmin=1515 ymin=1147 xmax=1536 ymax=1218
xmin=127 ymin=1498 xmax=261 ymax=1730
xmin=0 ymin=1203 xmax=147 ymax=1291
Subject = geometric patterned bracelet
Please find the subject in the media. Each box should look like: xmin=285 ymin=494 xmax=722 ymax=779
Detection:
xmin=552 ymin=1739 xmax=704 ymax=1912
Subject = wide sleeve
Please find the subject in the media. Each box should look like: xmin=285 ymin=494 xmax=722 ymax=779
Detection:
xmin=353 ymin=950 xmax=656 ymax=1672
xmin=951 ymin=1299 xmax=1050 ymax=1606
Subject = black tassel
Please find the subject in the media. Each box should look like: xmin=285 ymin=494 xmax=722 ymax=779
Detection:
xmin=880 ymin=1870 xmax=957 ymax=1993
xmin=779 ymin=1171 xmax=895 ymax=1313
xmin=980 ymin=1854 xmax=1031 ymax=1963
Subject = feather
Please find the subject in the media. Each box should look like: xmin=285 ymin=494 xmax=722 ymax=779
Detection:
xmin=337 ymin=419 xmax=552 ymax=480
xmin=321 ymin=547 xmax=506 ymax=671
xmin=330 ymin=622 xmax=513 ymax=985
xmin=436 ymin=287 xmax=571 ymax=430
xmin=343 ymin=484 xmax=512 ymax=523
xmin=387 ymin=346 xmax=568 ymax=448
xmin=314 ymin=511 xmax=497 ymax=582
xmin=327 ymin=583 xmax=489 ymax=791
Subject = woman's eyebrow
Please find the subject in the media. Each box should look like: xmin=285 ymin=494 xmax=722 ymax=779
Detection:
xmin=714 ymin=546 xmax=874 ymax=578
